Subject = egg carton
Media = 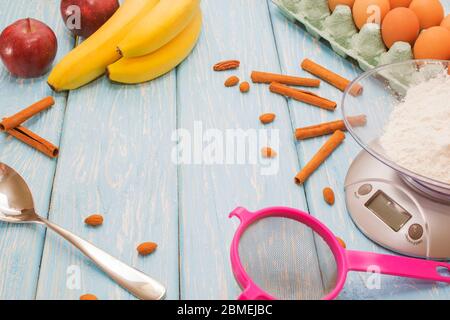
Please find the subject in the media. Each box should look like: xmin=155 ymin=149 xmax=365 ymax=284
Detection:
xmin=273 ymin=0 xmax=414 ymax=71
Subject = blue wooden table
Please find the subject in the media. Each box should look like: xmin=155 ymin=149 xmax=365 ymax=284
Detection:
xmin=0 ymin=0 xmax=449 ymax=300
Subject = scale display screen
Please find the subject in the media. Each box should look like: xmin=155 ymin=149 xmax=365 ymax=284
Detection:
xmin=365 ymin=191 xmax=412 ymax=232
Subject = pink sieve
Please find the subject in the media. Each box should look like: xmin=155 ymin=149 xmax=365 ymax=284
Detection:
xmin=230 ymin=207 xmax=450 ymax=300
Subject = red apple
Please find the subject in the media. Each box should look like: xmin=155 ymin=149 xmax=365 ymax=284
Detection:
xmin=61 ymin=0 xmax=120 ymax=38
xmin=0 ymin=18 xmax=58 ymax=78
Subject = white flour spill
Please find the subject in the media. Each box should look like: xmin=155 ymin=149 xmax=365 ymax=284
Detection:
xmin=380 ymin=74 xmax=450 ymax=184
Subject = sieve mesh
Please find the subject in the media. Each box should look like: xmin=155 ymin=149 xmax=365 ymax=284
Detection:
xmin=238 ymin=216 xmax=338 ymax=300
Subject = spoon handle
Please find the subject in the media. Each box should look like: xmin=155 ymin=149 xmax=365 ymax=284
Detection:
xmin=39 ymin=217 xmax=166 ymax=300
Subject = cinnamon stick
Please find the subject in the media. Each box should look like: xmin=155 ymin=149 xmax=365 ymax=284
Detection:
xmin=251 ymin=71 xmax=320 ymax=87
xmin=6 ymin=125 xmax=59 ymax=158
xmin=295 ymin=130 xmax=346 ymax=184
xmin=301 ymin=59 xmax=363 ymax=96
xmin=0 ymin=96 xmax=55 ymax=131
xmin=269 ymin=82 xmax=337 ymax=111
xmin=295 ymin=115 xmax=367 ymax=140
xmin=295 ymin=88 xmax=320 ymax=97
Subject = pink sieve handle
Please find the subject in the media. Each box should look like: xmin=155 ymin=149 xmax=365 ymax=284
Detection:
xmin=346 ymin=250 xmax=450 ymax=283
xmin=238 ymin=289 xmax=274 ymax=300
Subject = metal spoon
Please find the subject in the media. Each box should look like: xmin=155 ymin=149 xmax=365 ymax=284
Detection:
xmin=0 ymin=162 xmax=166 ymax=300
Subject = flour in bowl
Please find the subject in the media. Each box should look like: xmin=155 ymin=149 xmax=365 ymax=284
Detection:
xmin=380 ymin=74 xmax=450 ymax=184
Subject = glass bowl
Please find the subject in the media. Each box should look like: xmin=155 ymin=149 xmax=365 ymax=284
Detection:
xmin=341 ymin=60 xmax=450 ymax=198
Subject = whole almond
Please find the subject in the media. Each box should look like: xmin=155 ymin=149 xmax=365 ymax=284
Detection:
xmin=323 ymin=187 xmax=335 ymax=205
xmin=259 ymin=113 xmax=276 ymax=124
xmin=137 ymin=242 xmax=158 ymax=256
xmin=239 ymin=81 xmax=250 ymax=93
xmin=213 ymin=60 xmax=240 ymax=71
xmin=261 ymin=147 xmax=277 ymax=158
xmin=84 ymin=214 xmax=104 ymax=227
xmin=80 ymin=294 xmax=98 ymax=300
xmin=337 ymin=237 xmax=346 ymax=249
xmin=224 ymin=76 xmax=240 ymax=87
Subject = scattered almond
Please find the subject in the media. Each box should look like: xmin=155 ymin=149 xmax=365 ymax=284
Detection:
xmin=224 ymin=76 xmax=240 ymax=87
xmin=80 ymin=294 xmax=98 ymax=300
xmin=337 ymin=237 xmax=346 ymax=249
xmin=259 ymin=113 xmax=276 ymax=124
xmin=213 ymin=60 xmax=240 ymax=71
xmin=137 ymin=242 xmax=158 ymax=256
xmin=261 ymin=147 xmax=277 ymax=158
xmin=239 ymin=81 xmax=250 ymax=93
xmin=84 ymin=214 xmax=104 ymax=227
xmin=323 ymin=187 xmax=335 ymax=205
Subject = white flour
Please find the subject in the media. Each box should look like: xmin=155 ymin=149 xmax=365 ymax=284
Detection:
xmin=380 ymin=74 xmax=450 ymax=184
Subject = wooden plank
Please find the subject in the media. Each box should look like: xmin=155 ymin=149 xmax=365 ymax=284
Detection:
xmin=0 ymin=0 xmax=72 ymax=300
xmin=177 ymin=0 xmax=319 ymax=300
xmin=1 ymin=0 xmax=449 ymax=301
xmin=268 ymin=0 xmax=450 ymax=299
xmin=35 ymin=47 xmax=179 ymax=298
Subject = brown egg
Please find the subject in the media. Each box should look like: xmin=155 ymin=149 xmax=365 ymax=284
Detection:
xmin=328 ymin=0 xmax=356 ymax=11
xmin=441 ymin=15 xmax=450 ymax=32
xmin=382 ymin=8 xmax=420 ymax=48
xmin=414 ymin=26 xmax=450 ymax=59
xmin=353 ymin=0 xmax=391 ymax=29
xmin=389 ymin=0 xmax=412 ymax=8
xmin=409 ymin=0 xmax=444 ymax=29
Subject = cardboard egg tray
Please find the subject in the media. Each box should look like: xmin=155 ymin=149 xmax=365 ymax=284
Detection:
xmin=272 ymin=0 xmax=414 ymax=71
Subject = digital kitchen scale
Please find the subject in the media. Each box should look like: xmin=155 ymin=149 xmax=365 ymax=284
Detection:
xmin=345 ymin=149 xmax=450 ymax=260
xmin=341 ymin=60 xmax=450 ymax=261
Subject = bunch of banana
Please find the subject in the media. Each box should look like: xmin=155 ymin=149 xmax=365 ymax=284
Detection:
xmin=48 ymin=0 xmax=202 ymax=91
xmin=108 ymin=11 xmax=202 ymax=84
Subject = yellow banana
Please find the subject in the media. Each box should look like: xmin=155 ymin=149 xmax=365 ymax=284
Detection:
xmin=48 ymin=0 xmax=159 ymax=92
xmin=107 ymin=11 xmax=202 ymax=84
xmin=117 ymin=0 xmax=200 ymax=58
